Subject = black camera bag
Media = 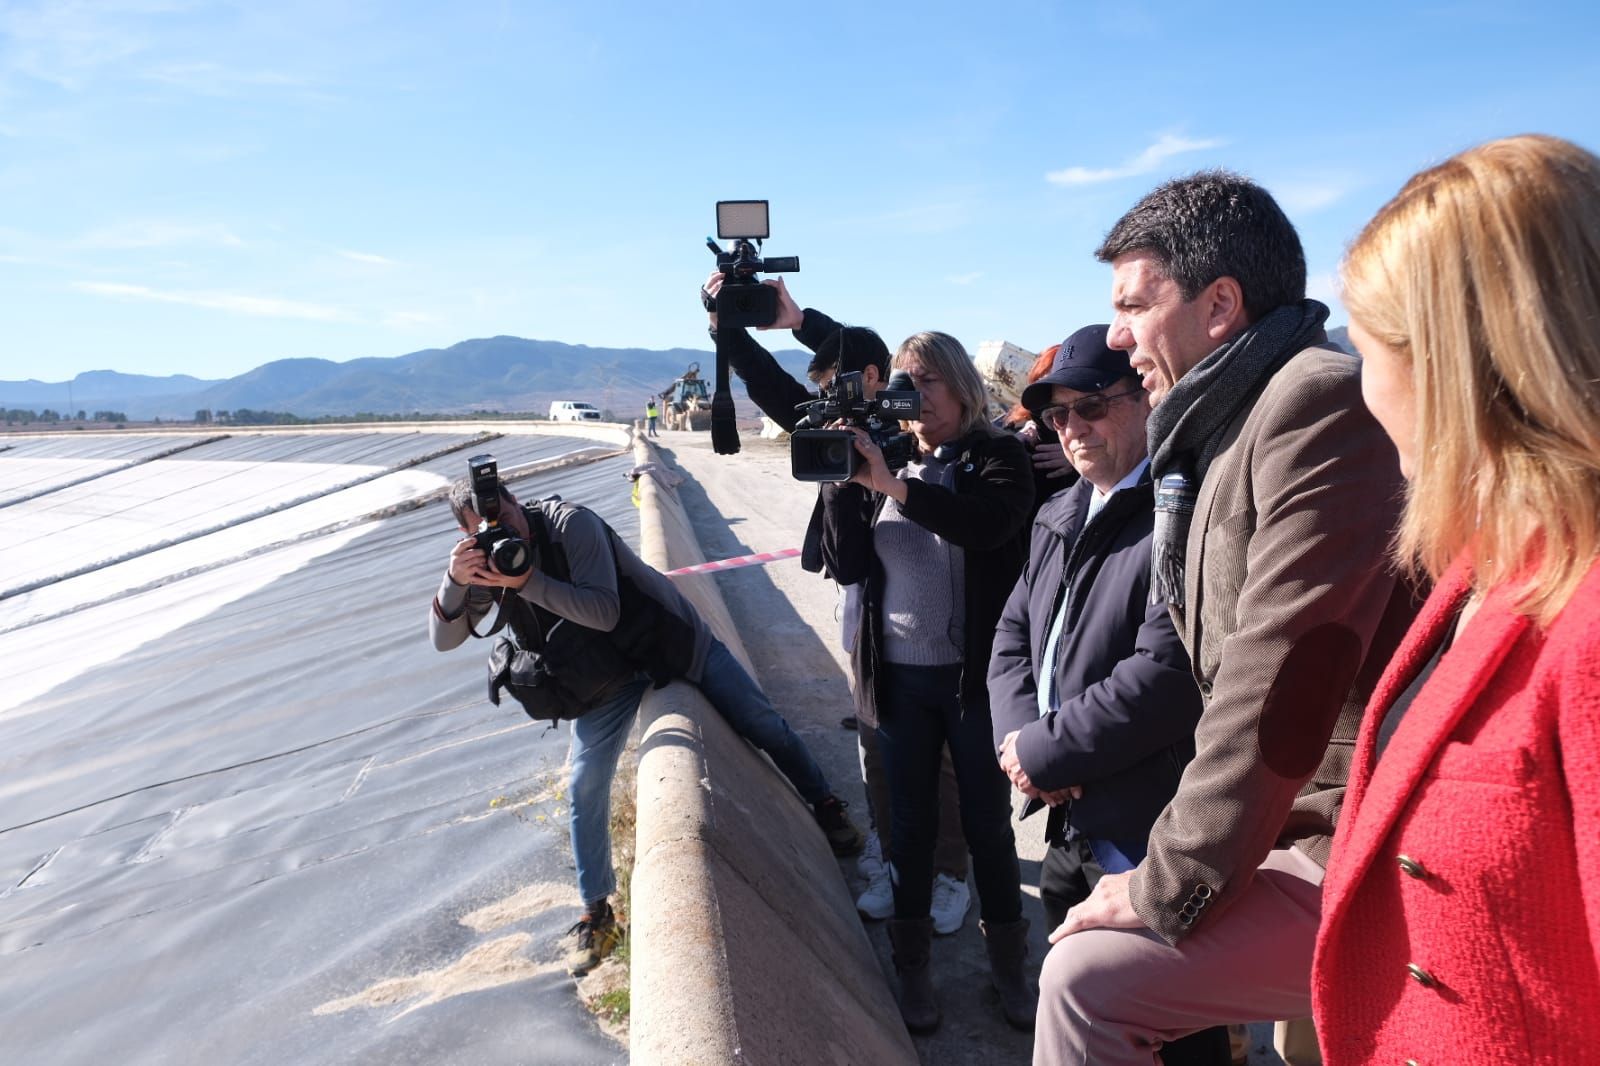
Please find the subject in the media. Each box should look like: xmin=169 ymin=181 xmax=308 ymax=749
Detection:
xmin=486 ymin=605 xmax=631 ymax=722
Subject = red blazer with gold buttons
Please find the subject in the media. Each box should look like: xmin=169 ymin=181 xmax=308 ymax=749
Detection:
xmin=1313 ymin=557 xmax=1600 ymax=1065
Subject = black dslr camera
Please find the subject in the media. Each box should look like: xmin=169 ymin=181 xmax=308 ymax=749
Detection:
xmin=790 ymin=370 xmax=922 ymax=482
xmin=704 ymin=200 xmax=799 ymax=329
xmin=467 ymin=454 xmax=532 ymax=577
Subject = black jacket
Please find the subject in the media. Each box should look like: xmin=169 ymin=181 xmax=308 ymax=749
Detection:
xmin=822 ymin=429 xmax=1033 ymax=728
xmin=987 ymin=471 xmax=1203 ymax=842
xmin=714 ymin=308 xmax=846 ymax=575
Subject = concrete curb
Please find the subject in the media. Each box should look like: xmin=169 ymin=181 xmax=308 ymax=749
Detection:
xmin=628 ymin=437 xmax=916 ymax=1064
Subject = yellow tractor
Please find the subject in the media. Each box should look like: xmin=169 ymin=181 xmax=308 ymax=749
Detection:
xmin=659 ymin=362 xmax=713 ymax=431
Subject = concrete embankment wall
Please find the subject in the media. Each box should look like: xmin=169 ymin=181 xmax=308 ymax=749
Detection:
xmin=628 ymin=438 xmax=917 ymax=1065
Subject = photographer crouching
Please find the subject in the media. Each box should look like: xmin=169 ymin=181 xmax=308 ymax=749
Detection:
xmin=429 ymin=457 xmax=862 ymax=975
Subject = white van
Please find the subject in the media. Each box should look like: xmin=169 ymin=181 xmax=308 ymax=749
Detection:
xmin=549 ymin=401 xmax=602 ymax=422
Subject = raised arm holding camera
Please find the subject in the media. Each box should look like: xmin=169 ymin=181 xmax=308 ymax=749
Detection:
xmin=429 ymin=457 xmax=862 ymax=977
xmin=701 ymin=265 xmax=980 ymax=937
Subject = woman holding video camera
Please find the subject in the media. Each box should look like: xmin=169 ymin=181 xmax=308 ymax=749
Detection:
xmin=820 ymin=329 xmax=1036 ymax=1033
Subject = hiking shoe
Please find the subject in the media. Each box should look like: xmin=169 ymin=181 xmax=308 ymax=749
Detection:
xmin=813 ymin=795 xmax=865 ymax=856
xmin=564 ymin=900 xmax=621 ymax=976
xmin=855 ymin=833 xmax=894 ymax=920
xmin=930 ymin=873 xmax=971 ymax=935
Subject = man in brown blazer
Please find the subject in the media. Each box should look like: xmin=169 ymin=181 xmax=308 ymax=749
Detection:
xmin=1031 ymin=172 xmax=1417 ymax=1066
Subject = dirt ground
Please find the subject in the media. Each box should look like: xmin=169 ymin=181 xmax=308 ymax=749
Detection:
xmin=653 ymin=430 xmax=1287 ymax=1066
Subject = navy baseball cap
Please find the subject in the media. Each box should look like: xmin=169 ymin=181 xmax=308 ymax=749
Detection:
xmin=1020 ymin=324 xmax=1135 ymax=413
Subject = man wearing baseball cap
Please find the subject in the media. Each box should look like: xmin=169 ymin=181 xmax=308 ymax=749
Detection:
xmin=989 ymin=326 xmax=1227 ymax=1064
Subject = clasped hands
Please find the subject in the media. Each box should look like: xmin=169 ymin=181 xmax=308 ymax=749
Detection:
xmin=996 ymin=730 xmax=1149 ymax=942
xmin=997 ymin=729 xmax=1080 ymax=806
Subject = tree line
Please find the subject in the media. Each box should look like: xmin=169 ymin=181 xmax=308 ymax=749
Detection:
xmin=5 ymin=408 xmax=568 ymax=427
xmin=4 ymin=409 xmax=128 ymax=425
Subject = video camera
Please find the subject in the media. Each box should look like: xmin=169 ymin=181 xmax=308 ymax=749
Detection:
xmin=466 ymin=454 xmax=532 ymax=577
xmin=790 ymin=370 xmax=922 ymax=482
xmin=705 ymin=200 xmax=799 ymax=329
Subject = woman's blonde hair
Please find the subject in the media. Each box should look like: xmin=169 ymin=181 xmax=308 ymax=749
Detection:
xmin=894 ymin=331 xmax=1000 ymax=439
xmin=1341 ymin=133 xmax=1600 ymax=624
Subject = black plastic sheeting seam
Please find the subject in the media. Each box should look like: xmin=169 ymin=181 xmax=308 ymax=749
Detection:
xmin=0 ymin=431 xmax=503 ymax=602
xmin=0 ymin=433 xmax=232 ymax=511
xmin=0 ymin=443 xmax=626 ymax=635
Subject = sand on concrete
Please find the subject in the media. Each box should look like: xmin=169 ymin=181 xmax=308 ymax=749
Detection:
xmin=313 ymin=933 xmax=558 ymax=1021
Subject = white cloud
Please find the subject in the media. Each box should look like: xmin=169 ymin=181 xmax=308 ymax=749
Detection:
xmin=0 ymin=5 xmax=328 ymax=103
xmin=140 ymin=61 xmax=319 ymax=97
xmin=946 ymin=271 xmax=982 ymax=286
xmin=72 ymin=281 xmax=350 ymax=322
xmin=1046 ymin=133 xmax=1227 ymax=187
xmin=76 ymin=220 xmax=245 ymax=250
xmin=339 ymin=249 xmax=398 ymax=266
xmin=1275 ymin=182 xmax=1349 ymax=214
xmin=0 ymin=2 xmax=154 ymax=91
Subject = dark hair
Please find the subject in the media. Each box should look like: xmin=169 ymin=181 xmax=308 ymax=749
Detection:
xmin=806 ymin=325 xmax=892 ymax=383
xmin=1095 ymin=169 xmax=1306 ymax=322
xmin=448 ymin=477 xmax=515 ymax=528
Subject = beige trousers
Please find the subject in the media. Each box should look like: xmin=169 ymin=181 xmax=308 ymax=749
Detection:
xmin=1033 ymin=846 xmax=1324 ymax=1066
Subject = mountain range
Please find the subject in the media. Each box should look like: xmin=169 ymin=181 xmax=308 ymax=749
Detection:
xmin=0 ymin=337 xmax=815 ymax=422
xmin=2 ymin=326 xmax=1352 ymax=423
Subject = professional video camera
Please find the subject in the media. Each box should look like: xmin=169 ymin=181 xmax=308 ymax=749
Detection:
xmin=790 ymin=370 xmax=922 ymax=482
xmin=466 ymin=454 xmax=532 ymax=577
xmin=704 ymin=200 xmax=799 ymax=329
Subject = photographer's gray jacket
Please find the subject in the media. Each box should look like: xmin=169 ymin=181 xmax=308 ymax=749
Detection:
xmin=430 ymin=503 xmax=713 ymax=693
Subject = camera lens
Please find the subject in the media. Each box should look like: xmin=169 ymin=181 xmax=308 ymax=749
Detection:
xmin=491 ymin=537 xmax=531 ymax=577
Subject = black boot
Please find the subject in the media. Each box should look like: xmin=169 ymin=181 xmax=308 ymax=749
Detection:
xmin=886 ymin=917 xmax=940 ymax=1033
xmin=980 ymin=917 xmax=1037 ymax=1031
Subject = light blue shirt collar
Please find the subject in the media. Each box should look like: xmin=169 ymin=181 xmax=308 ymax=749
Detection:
xmin=1085 ymin=457 xmax=1150 ymax=523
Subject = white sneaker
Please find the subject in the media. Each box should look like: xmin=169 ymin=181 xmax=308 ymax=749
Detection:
xmin=930 ymin=873 xmax=971 ymax=935
xmin=855 ymin=834 xmax=894 ymax=920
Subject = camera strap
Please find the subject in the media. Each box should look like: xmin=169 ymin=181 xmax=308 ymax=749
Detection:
xmin=711 ymin=327 xmax=741 ymax=455
xmin=468 ymin=590 xmax=514 ymax=641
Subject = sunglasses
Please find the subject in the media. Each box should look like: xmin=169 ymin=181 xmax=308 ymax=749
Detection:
xmin=1038 ymin=387 xmax=1144 ymax=431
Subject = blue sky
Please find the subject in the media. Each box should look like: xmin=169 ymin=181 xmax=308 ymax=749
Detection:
xmin=2 ymin=0 xmax=1598 ymax=383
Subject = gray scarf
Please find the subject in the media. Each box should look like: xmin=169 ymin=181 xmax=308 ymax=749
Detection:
xmin=1147 ymin=300 xmax=1330 ymax=607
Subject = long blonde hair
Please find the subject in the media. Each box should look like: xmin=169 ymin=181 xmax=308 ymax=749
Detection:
xmin=894 ymin=331 xmax=1000 ymax=440
xmin=1341 ymin=133 xmax=1600 ymax=624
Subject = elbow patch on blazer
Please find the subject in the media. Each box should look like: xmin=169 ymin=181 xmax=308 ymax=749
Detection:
xmin=1256 ymin=622 xmax=1364 ymax=779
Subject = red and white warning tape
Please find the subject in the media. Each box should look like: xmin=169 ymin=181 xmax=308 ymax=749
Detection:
xmin=665 ymin=547 xmax=801 ymax=577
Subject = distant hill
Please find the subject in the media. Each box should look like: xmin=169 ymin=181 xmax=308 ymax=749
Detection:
xmin=0 ymin=370 xmax=224 ymax=412
xmin=1 ymin=337 xmax=816 ymax=422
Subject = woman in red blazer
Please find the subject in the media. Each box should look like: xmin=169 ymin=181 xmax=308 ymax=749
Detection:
xmin=1314 ymin=134 xmax=1600 ymax=1064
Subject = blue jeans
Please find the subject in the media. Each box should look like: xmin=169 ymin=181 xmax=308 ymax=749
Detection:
xmin=875 ymin=661 xmax=1022 ymax=924
xmin=694 ymin=639 xmax=830 ymax=805
xmin=569 ymin=677 xmax=652 ymax=905
xmin=567 ymin=639 xmax=830 ymax=904
xmin=1087 ymin=836 xmax=1146 ymax=875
